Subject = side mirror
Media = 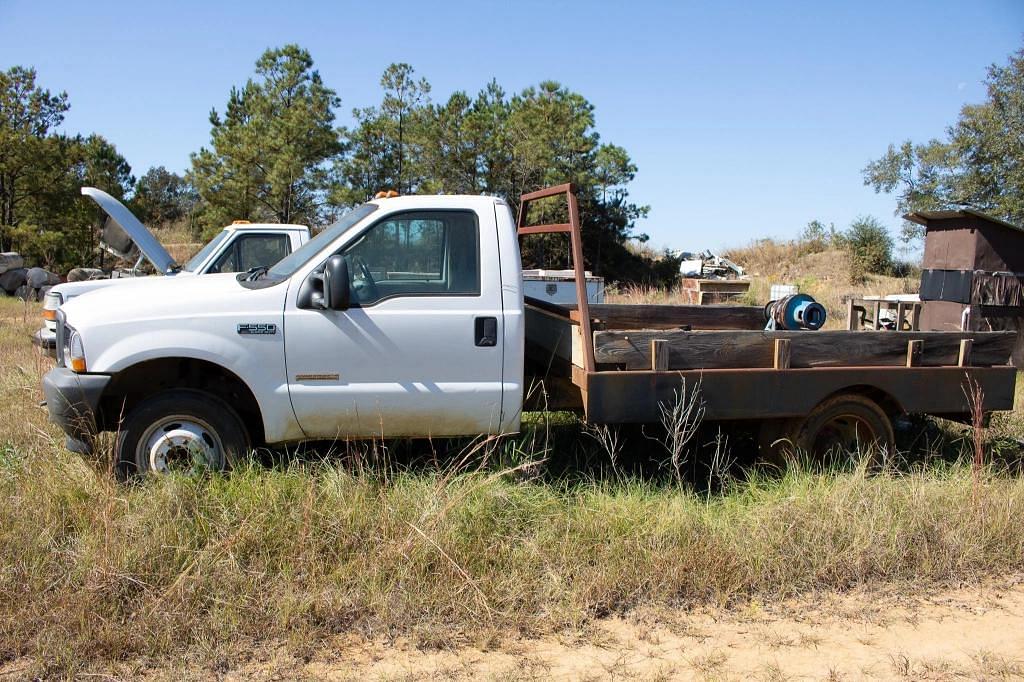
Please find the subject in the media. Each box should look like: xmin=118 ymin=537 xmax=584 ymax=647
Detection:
xmin=321 ymin=254 xmax=350 ymax=310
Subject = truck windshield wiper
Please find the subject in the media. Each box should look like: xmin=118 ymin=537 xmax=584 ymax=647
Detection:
xmin=239 ymin=266 xmax=269 ymax=282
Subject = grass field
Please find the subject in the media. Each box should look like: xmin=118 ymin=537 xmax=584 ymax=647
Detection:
xmin=2 ymin=289 xmax=1024 ymax=678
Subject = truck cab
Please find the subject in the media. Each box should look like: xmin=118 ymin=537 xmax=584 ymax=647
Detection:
xmin=35 ymin=187 xmax=310 ymax=355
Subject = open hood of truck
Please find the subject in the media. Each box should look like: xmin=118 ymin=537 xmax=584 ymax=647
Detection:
xmin=81 ymin=187 xmax=178 ymax=275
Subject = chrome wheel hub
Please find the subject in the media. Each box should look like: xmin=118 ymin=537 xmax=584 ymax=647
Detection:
xmin=140 ymin=417 xmax=223 ymax=474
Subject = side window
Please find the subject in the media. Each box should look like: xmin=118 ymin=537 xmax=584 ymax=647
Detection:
xmin=342 ymin=211 xmax=479 ymax=305
xmin=238 ymin=234 xmax=290 ymax=271
xmin=209 ymin=234 xmax=290 ymax=273
xmin=208 ymin=245 xmax=237 ymax=274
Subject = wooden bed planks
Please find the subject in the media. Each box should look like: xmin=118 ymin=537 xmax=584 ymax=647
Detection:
xmin=525 ymin=304 xmax=583 ymax=369
xmin=593 ymin=330 xmax=1017 ymax=370
xmin=523 ymin=297 xmax=766 ymax=331
xmin=566 ymin=303 xmax=765 ymax=330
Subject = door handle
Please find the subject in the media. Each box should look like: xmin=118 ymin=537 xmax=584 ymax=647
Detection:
xmin=474 ymin=317 xmax=497 ymax=347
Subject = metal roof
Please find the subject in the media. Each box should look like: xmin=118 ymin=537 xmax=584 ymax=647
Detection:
xmin=903 ymin=208 xmax=1024 ymax=233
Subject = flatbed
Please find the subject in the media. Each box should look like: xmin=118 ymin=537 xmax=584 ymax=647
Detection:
xmin=518 ymin=184 xmax=1016 ymax=455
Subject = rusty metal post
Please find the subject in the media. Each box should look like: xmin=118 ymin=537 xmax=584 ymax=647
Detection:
xmin=566 ymin=188 xmax=596 ymax=373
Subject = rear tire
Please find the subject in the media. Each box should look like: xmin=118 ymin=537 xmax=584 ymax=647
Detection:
xmin=792 ymin=394 xmax=894 ymax=465
xmin=116 ymin=389 xmax=250 ymax=478
xmin=759 ymin=394 xmax=895 ymax=467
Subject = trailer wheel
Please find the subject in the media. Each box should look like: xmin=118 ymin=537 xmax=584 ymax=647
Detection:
xmin=116 ymin=389 xmax=250 ymax=478
xmin=787 ymin=394 xmax=895 ymax=465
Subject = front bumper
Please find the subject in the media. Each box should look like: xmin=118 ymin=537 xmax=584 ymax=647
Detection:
xmin=42 ymin=367 xmax=111 ymax=455
xmin=32 ymin=326 xmax=57 ymax=357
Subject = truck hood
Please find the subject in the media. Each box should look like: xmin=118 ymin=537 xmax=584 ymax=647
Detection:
xmin=82 ymin=187 xmax=178 ymax=275
xmin=61 ymin=272 xmax=256 ymax=329
xmin=51 ymin=268 xmax=195 ymax=303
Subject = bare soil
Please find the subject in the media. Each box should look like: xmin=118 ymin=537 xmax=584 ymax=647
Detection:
xmin=269 ymin=582 xmax=1024 ymax=680
xmin=16 ymin=579 xmax=1009 ymax=681
xmin=306 ymin=585 xmax=1024 ymax=681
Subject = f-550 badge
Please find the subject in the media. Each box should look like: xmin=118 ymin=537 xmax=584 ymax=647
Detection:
xmin=237 ymin=323 xmax=278 ymax=335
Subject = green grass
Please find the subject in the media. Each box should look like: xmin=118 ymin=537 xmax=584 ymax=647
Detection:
xmin=3 ymin=298 xmax=1024 ymax=677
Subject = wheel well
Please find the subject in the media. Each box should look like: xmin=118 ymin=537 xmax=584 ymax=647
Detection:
xmin=99 ymin=358 xmax=265 ymax=444
xmin=822 ymin=385 xmax=903 ymax=417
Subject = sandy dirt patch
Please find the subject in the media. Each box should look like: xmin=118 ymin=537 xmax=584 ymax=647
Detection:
xmin=4 ymin=581 xmax=1023 ymax=680
xmin=212 ymin=581 xmax=1024 ymax=681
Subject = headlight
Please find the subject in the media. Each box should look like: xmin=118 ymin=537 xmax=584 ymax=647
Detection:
xmin=64 ymin=327 xmax=87 ymax=373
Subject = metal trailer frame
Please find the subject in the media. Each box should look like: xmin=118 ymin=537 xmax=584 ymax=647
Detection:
xmin=517 ymin=185 xmax=1018 ymax=424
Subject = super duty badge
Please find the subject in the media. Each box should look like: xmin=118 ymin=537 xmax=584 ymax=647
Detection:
xmin=237 ymin=323 xmax=277 ymax=335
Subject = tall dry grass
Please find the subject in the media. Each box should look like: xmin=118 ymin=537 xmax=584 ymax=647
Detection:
xmin=2 ymin=295 xmax=1024 ymax=676
xmin=4 ymin=445 xmax=1024 ymax=677
xmin=150 ymin=218 xmax=202 ymax=266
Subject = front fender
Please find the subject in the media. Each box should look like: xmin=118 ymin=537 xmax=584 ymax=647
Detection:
xmin=93 ymin=328 xmax=267 ymax=374
xmin=89 ymin=328 xmax=302 ymax=443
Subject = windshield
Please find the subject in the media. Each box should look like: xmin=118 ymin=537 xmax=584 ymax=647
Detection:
xmin=182 ymin=229 xmax=229 ymax=272
xmin=267 ymin=203 xmax=378 ymax=279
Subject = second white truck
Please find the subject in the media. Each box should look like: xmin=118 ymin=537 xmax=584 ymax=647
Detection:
xmin=34 ymin=187 xmax=310 ymax=355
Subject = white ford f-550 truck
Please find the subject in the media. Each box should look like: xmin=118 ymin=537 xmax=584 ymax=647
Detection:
xmin=34 ymin=187 xmax=310 ymax=355
xmin=43 ymin=184 xmax=1017 ymax=477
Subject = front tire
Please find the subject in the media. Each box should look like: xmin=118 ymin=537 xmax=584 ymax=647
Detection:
xmin=116 ymin=389 xmax=250 ymax=478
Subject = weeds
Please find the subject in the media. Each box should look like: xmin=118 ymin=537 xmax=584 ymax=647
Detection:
xmin=704 ymin=427 xmax=737 ymax=493
xmin=5 ymin=446 xmax=1024 ymax=676
xmin=583 ymin=422 xmax=623 ymax=477
xmin=654 ymin=377 xmax=706 ymax=482
xmin=965 ymin=375 xmax=988 ymax=504
xmin=3 ymin=298 xmax=1024 ymax=675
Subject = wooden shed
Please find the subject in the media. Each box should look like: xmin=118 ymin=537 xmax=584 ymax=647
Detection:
xmin=908 ymin=208 xmax=1024 ymax=365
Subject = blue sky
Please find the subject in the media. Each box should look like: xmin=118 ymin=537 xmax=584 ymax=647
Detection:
xmin=1 ymin=0 xmax=1021 ymax=253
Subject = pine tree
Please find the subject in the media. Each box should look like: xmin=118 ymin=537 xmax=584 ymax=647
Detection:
xmin=190 ymin=45 xmax=343 ymax=234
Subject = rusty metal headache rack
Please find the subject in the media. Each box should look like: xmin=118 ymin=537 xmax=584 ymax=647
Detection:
xmin=516 ymin=182 xmax=596 ymax=373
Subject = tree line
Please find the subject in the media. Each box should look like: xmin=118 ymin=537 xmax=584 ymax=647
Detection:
xmin=1 ymin=45 xmax=674 ymax=283
xmin=2 ymin=43 xmax=1020 ymax=277
xmin=863 ymin=47 xmax=1024 ymax=241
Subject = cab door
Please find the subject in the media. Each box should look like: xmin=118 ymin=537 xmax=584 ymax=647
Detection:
xmin=283 ymin=207 xmax=505 ymax=438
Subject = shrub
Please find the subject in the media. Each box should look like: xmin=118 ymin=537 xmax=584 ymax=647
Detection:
xmin=845 ymin=215 xmax=893 ymax=283
xmin=798 ymin=219 xmax=842 ymax=254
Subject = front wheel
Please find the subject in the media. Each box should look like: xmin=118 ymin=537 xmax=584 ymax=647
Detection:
xmin=116 ymin=389 xmax=250 ymax=478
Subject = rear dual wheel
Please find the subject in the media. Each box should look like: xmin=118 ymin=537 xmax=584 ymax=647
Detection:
xmin=760 ymin=394 xmax=895 ymax=467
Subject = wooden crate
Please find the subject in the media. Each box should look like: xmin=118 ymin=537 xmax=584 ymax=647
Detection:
xmin=680 ymin=278 xmax=750 ymax=304
xmin=847 ymin=298 xmax=922 ymax=331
